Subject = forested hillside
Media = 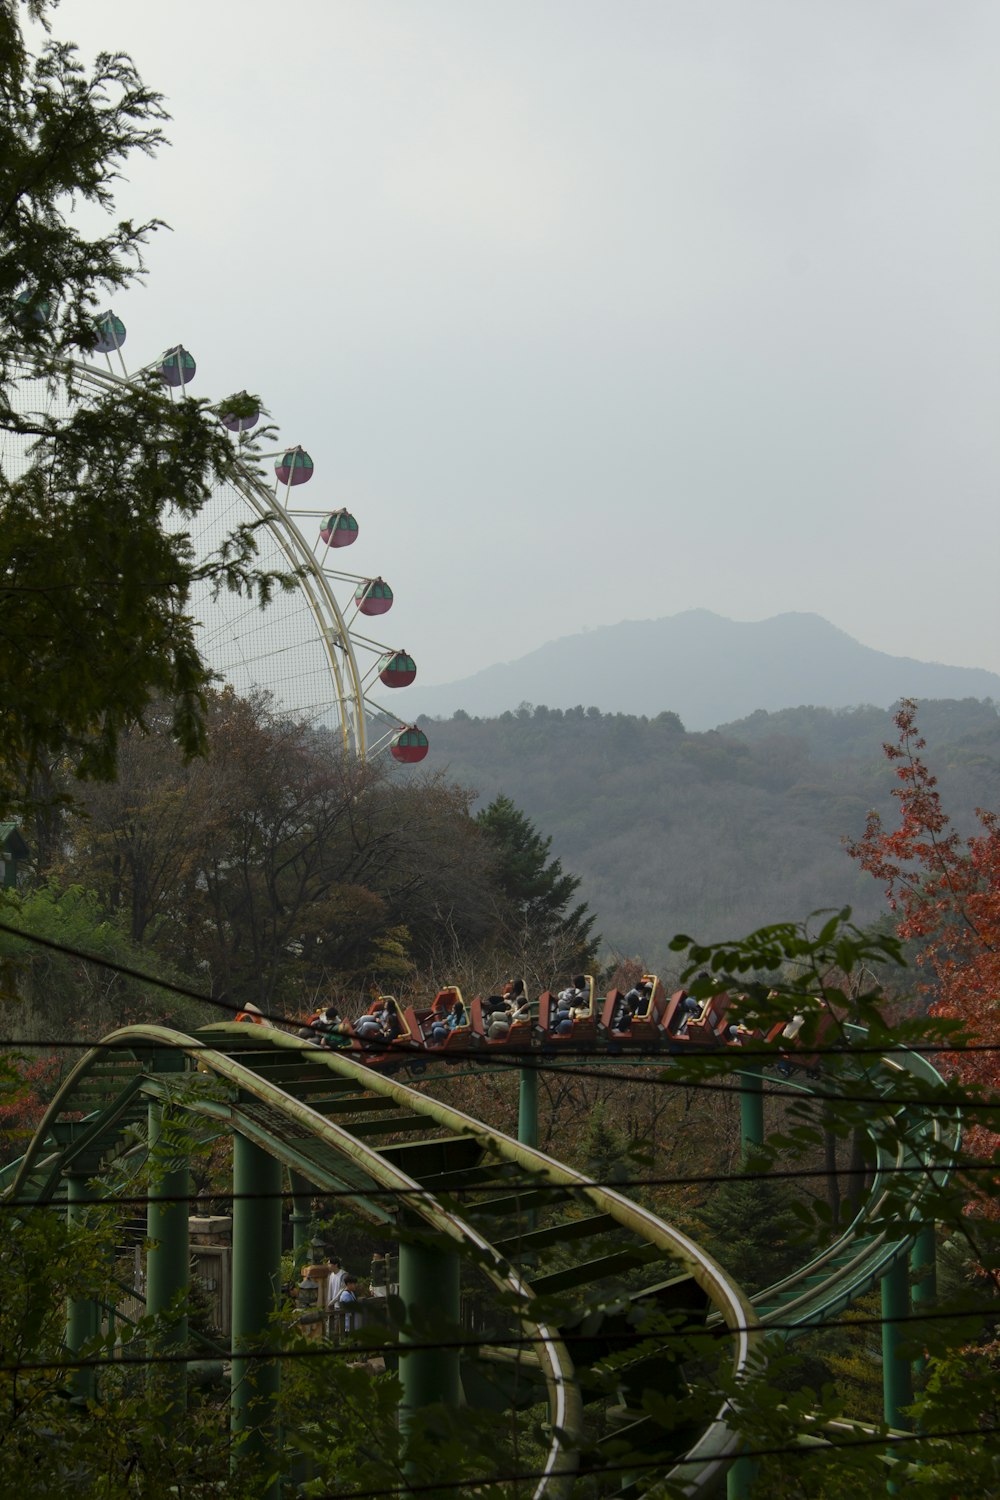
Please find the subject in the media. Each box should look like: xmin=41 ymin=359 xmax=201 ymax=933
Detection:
xmin=417 ymin=698 xmax=1000 ymax=969
xmin=1 ymin=692 xmax=601 ymax=1049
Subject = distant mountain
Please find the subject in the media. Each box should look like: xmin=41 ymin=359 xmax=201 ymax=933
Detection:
xmin=418 ymin=698 xmax=1000 ymax=969
xmin=409 ymin=612 xmax=1000 ymax=730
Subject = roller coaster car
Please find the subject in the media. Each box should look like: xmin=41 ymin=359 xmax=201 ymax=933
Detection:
xmin=537 ymin=974 xmax=598 ymax=1044
xmin=601 ymin=974 xmax=667 ymax=1048
xmin=775 ymin=1010 xmax=839 ymax=1078
xmin=404 ymin=986 xmax=477 ymax=1059
xmin=347 ymin=996 xmax=417 ymax=1070
xmin=469 ymin=994 xmax=534 ymax=1051
xmin=719 ymin=996 xmax=766 ymax=1049
xmin=722 ymin=1022 xmax=762 ymax=1048
xmin=667 ymin=990 xmax=733 ymax=1048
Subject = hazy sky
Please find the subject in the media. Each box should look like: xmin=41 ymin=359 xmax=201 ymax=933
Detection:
xmin=59 ymin=1 xmax=1000 ymax=700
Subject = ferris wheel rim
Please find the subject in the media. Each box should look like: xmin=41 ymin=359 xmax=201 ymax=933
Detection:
xmin=10 ymin=348 xmax=421 ymax=762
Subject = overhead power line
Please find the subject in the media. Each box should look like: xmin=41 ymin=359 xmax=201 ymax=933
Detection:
xmin=2 ymin=1156 xmax=995 ymax=1214
xmin=0 ymin=1035 xmax=990 ymax=1112
xmin=300 ymin=1424 xmax=1000 ymax=1500
xmin=3 ymin=1028 xmax=1000 ymax=1061
xmin=0 ymin=915 xmax=995 ymax=1066
xmin=7 ymin=1302 xmax=1000 ymax=1376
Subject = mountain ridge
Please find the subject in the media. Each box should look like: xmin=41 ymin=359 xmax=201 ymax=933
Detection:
xmin=410 ymin=611 xmax=1000 ymax=730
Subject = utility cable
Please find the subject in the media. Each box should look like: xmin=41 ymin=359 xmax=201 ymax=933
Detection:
xmin=3 ymin=1031 xmax=1000 ymax=1060
xmin=413 ymin=1054 xmax=983 ymax=1111
xmin=0 ymin=1328 xmax=993 ymax=1500
xmin=2 ymin=1156 xmax=994 ymax=1213
xmin=0 ymin=916 xmax=241 ymax=1012
xmin=0 ymin=1039 xmax=989 ymax=1111
xmin=2 ymin=929 xmax=992 ymax=1480
xmin=0 ymin=916 xmax=995 ymax=1068
xmin=299 ymin=1426 xmax=1000 ymax=1500
xmin=7 ymin=1303 xmax=1000 ymax=1376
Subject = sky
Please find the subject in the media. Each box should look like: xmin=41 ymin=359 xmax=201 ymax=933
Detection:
xmin=56 ymin=0 xmax=1000 ymax=704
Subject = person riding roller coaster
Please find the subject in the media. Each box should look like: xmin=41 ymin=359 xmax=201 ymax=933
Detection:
xmin=293 ymin=975 xmax=842 ymax=1077
xmin=427 ymin=1000 xmax=464 ymax=1043
xmin=612 ymin=978 xmax=653 ymax=1031
xmin=485 ymin=995 xmax=511 ymax=1041
xmin=355 ymin=1005 xmax=388 ymax=1044
xmin=300 ymin=1006 xmax=352 ymax=1048
xmin=551 ymin=975 xmax=589 ymax=1034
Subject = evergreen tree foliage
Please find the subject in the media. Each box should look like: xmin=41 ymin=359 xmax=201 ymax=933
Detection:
xmin=0 ymin=4 xmax=282 ymax=819
xmin=697 ymin=1148 xmax=802 ymax=1295
xmin=475 ymin=793 xmax=599 ymax=971
xmin=578 ymin=1099 xmax=630 ymax=1183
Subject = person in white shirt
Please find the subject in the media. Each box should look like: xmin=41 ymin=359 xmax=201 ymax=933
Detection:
xmin=327 ymin=1258 xmax=347 ymax=1307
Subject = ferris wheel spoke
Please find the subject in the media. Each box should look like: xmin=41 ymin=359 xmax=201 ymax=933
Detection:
xmin=8 ymin=323 xmax=427 ymax=765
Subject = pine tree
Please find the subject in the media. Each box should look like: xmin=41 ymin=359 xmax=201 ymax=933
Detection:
xmin=476 ymin=793 xmax=599 ymax=971
xmin=697 ymin=1149 xmax=802 ymax=1295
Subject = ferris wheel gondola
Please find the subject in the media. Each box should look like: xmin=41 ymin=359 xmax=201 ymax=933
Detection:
xmin=7 ymin=316 xmax=428 ymax=764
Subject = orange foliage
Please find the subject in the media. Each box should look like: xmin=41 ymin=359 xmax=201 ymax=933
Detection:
xmin=847 ymin=700 xmax=1000 ymax=1162
xmin=0 ymin=1053 xmax=61 ymax=1154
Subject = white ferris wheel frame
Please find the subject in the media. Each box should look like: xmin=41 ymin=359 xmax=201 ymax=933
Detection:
xmin=15 ymin=347 xmax=418 ymax=761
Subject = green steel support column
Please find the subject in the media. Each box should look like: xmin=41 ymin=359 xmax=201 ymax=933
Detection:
xmin=398 ymin=1223 xmax=462 ymax=1459
xmin=146 ymin=1102 xmax=190 ymax=1421
xmin=881 ymin=1256 xmax=913 ymax=1429
xmin=290 ymin=1171 xmax=314 ymax=1266
xmin=910 ymin=1223 xmax=936 ymax=1380
xmin=66 ymin=1172 xmax=99 ymax=1404
xmin=910 ymin=1223 xmax=936 ymax=1308
xmin=727 ymin=1455 xmax=758 ymax=1499
xmin=231 ymin=1132 xmax=283 ymax=1499
xmin=518 ymin=1064 xmax=539 ymax=1233
xmin=739 ymin=1064 xmax=764 ymax=1155
xmin=518 ymin=1063 xmax=538 ymax=1149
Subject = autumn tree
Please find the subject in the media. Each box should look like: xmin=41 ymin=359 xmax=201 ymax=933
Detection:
xmin=0 ymin=1050 xmax=59 ymax=1156
xmin=847 ymin=698 xmax=1000 ymax=1162
xmin=364 ymin=773 xmax=504 ymax=973
xmin=51 ymin=691 xmax=524 ymax=1016
xmin=55 ymin=699 xmax=217 ymax=945
xmin=56 ymin=693 xmax=388 ymax=1013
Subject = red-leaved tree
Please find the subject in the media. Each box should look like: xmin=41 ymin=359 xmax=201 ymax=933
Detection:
xmin=847 ymin=699 xmax=1000 ymax=1164
xmin=0 ymin=1053 xmax=61 ymax=1162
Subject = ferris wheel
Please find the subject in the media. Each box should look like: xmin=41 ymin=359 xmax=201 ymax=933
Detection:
xmin=10 ymin=310 xmax=429 ymax=765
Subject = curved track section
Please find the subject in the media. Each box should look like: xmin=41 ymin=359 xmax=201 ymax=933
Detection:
xmin=737 ymin=1030 xmax=959 ymax=1333
xmin=5 ymin=1024 xmax=761 ymax=1498
xmin=3 ymin=1026 xmax=959 ymax=1494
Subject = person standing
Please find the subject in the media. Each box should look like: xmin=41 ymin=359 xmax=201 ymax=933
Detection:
xmin=338 ymin=1275 xmax=359 ymax=1334
xmin=327 ymin=1258 xmax=347 ymax=1307
xmin=370 ymin=1251 xmax=388 ymax=1297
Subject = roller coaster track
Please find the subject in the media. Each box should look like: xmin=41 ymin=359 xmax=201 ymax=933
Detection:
xmin=736 ymin=1030 xmax=959 ymax=1335
xmin=1 ymin=1021 xmax=958 ymax=1497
